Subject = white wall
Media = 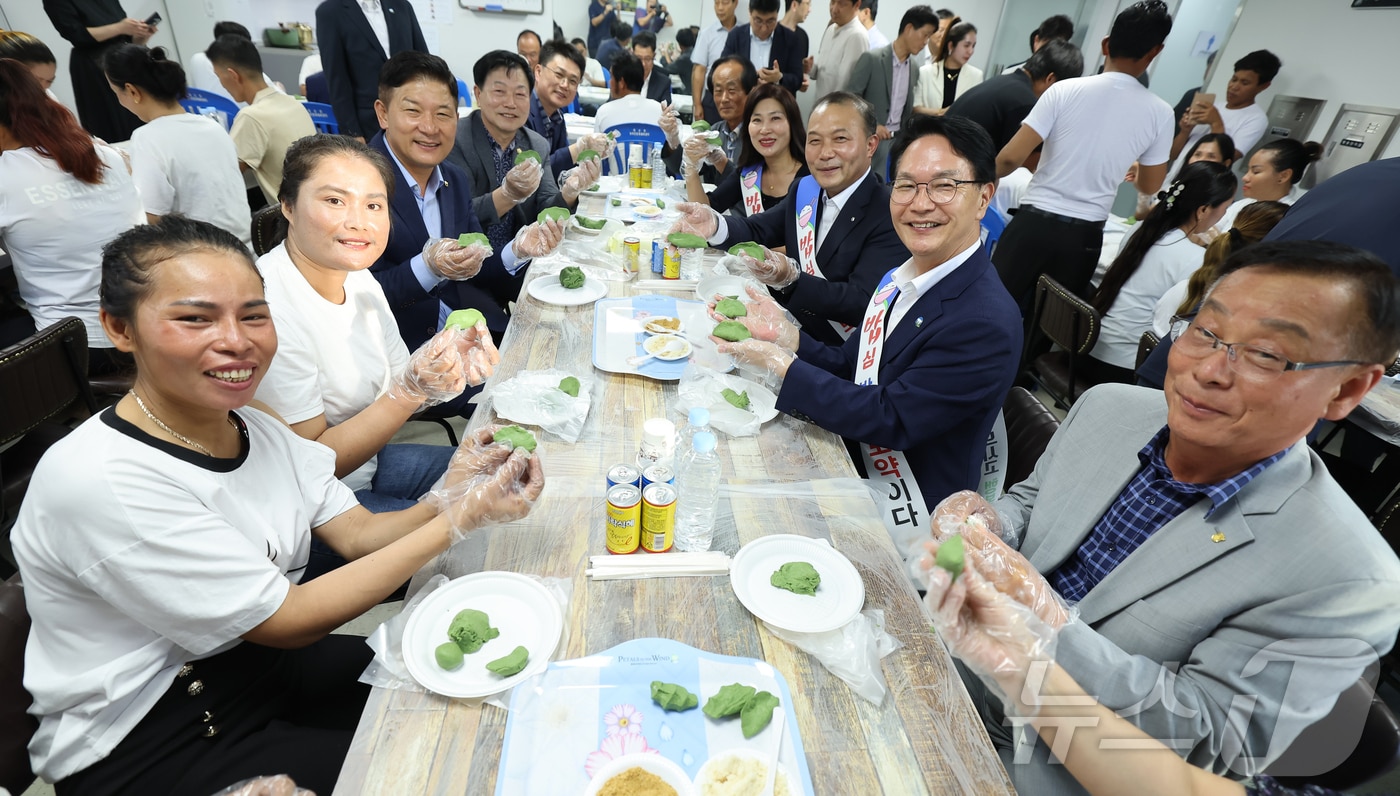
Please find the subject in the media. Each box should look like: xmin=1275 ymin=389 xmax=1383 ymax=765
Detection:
xmin=1202 ymin=0 xmax=1400 ymax=159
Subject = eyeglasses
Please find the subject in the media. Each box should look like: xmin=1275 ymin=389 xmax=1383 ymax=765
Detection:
xmin=543 ymin=64 xmax=580 ymax=89
xmin=1168 ymin=314 xmax=1368 ymax=382
xmin=889 ymin=178 xmax=981 ymax=206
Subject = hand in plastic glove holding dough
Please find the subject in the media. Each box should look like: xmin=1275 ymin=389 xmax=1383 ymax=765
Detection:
xmin=681 ymin=134 xmax=712 ymax=173
xmin=425 ymin=425 xmax=546 ymax=539
xmin=707 ymin=283 xmax=799 ymax=350
xmin=511 ymin=217 xmax=566 ymax=259
xmin=713 ymin=338 xmax=796 ymax=380
xmin=443 ymin=316 xmax=500 ymax=386
xmin=575 ymin=132 xmax=613 ymax=162
xmin=658 ymin=101 xmax=681 ymax=147
xmin=422 ymin=237 xmax=490 ymax=281
xmin=501 ymin=158 xmax=543 ymax=204
xmin=740 ymin=246 xmax=799 ymax=290
xmin=561 ymin=156 xmax=603 ymax=205
xmin=670 ymin=201 xmax=721 ymax=239
xmin=386 ymin=328 xmax=468 ymax=406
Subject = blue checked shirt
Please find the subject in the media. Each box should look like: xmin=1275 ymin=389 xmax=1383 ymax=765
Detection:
xmin=1048 ymin=427 xmax=1289 ymax=602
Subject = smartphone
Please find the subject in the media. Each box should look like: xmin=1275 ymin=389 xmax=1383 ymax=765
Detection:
xmin=144 ymin=11 xmax=162 ymax=26
xmin=1190 ymin=91 xmax=1215 ymax=119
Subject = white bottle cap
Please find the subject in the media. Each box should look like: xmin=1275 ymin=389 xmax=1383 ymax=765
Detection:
xmin=642 ymin=418 xmax=675 ymax=449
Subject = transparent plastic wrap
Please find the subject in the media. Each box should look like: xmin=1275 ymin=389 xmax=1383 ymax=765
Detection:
xmin=675 ymin=363 xmax=777 ymax=436
xmin=485 ymin=367 xmax=594 ymax=443
xmin=360 ymin=572 xmax=574 ymax=710
xmin=386 ymin=327 xmax=484 ymax=407
xmin=763 ymin=609 xmax=901 ymax=706
xmin=511 ymin=217 xmax=567 ymax=260
xmin=422 ymin=426 xmax=546 ymax=542
xmin=207 ymin=775 xmax=312 ymax=796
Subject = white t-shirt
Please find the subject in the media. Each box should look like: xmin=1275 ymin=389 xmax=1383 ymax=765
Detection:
xmin=1171 ymin=101 xmax=1268 ymax=177
xmin=812 ymin=18 xmax=869 ymax=101
xmin=185 ymin=51 xmax=281 ymax=107
xmin=12 ymin=407 xmax=357 ymax=782
xmin=1213 ymin=187 xmax=1303 ymax=234
xmin=991 ymin=167 xmax=1032 ymax=223
xmin=129 ymin=113 xmax=252 ymax=246
xmin=1153 ymin=278 xmax=1189 ymax=337
xmin=1021 ymin=72 xmax=1174 ymax=222
xmin=865 ymin=24 xmax=889 ymax=51
xmin=593 ymin=93 xmax=664 ymax=135
xmin=254 ymin=242 xmax=410 ymax=490
xmin=584 ymin=56 xmax=606 ymax=86
xmin=1091 ymin=228 xmax=1204 ymax=369
xmin=0 ymin=145 xmax=143 ymax=348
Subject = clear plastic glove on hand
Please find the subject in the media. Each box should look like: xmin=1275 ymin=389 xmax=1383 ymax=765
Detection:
xmin=742 ymin=247 xmax=799 ymax=290
xmin=658 ymin=102 xmax=681 ymax=147
xmin=713 ymin=337 xmax=796 ymax=381
xmin=424 ymin=426 xmax=545 ymax=539
xmin=682 ymin=134 xmax=712 ymax=173
xmin=575 ymin=132 xmax=613 ymax=161
xmin=670 ymin=201 xmax=721 ymax=238
xmin=561 ymin=156 xmax=603 ymax=204
xmin=511 ymin=217 xmax=566 ymax=259
xmin=422 ymin=237 xmax=490 ymax=280
xmin=443 ymin=316 xmax=500 ymax=385
xmin=502 ymin=158 xmax=543 ymax=204
xmin=707 ymin=282 xmax=799 ymax=349
xmin=387 ymin=327 xmax=469 ymax=406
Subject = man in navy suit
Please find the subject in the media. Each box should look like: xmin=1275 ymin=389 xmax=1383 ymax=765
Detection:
xmin=367 ymin=52 xmax=527 ymax=350
xmin=713 ymin=112 xmax=1022 ymax=552
xmin=719 ymin=0 xmax=806 ymax=94
xmin=672 ymin=92 xmax=910 ymax=346
xmin=315 ymin=0 xmax=427 ymax=140
xmin=630 ymin=31 xmax=673 ymax=105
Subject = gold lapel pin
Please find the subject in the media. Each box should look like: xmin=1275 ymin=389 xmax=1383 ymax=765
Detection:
xmin=1210 ymin=531 xmax=1226 ymax=543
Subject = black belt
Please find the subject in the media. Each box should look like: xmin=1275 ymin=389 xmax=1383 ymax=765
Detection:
xmin=1018 ymin=204 xmax=1106 ymax=228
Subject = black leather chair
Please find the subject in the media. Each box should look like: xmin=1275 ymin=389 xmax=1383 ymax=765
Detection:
xmin=1135 ymin=330 xmax=1160 ymax=371
xmin=251 ymin=204 xmax=286 ymax=257
xmin=1002 ymin=387 xmax=1060 ymax=490
xmin=1264 ymin=672 xmax=1400 ymax=790
xmin=0 ymin=575 xmax=36 ymax=796
xmin=1 ymin=318 xmax=98 ymax=575
xmin=1023 ymin=275 xmax=1103 ymax=410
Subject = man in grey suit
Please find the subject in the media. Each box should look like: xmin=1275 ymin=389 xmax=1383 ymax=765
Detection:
xmin=935 ymin=241 xmax=1400 ymax=794
xmin=846 ymin=5 xmax=939 ymax=178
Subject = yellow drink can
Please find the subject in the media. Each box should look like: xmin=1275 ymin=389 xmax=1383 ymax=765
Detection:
xmin=641 ymin=483 xmax=676 ymax=553
xmin=662 ymin=244 xmax=681 ymax=279
xmin=606 ymin=484 xmax=641 ymax=554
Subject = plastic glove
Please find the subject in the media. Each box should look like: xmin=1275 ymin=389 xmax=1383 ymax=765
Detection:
xmin=424 ymin=426 xmax=545 ymax=539
xmin=386 ymin=327 xmax=468 ymax=407
xmin=707 ymin=283 xmax=799 ymax=349
xmin=561 ymin=155 xmax=603 ymax=204
xmin=931 ymin=490 xmax=1007 ymax=544
xmin=713 ymin=338 xmax=796 ymax=381
xmin=442 ymin=315 xmax=500 ymax=385
xmin=670 ymin=201 xmax=721 ymax=239
xmin=422 ymin=237 xmax=490 ymax=281
xmin=511 ymin=217 xmax=566 ymax=260
xmin=208 ymin=775 xmax=304 ymax=796
xmin=682 ymin=134 xmax=712 ymax=174
xmin=658 ymin=101 xmax=681 ymax=147
xmin=741 ymin=246 xmax=800 ymax=290
xmin=702 ymin=145 xmax=727 ymax=167
xmin=501 ymin=158 xmax=543 ymax=205
xmin=575 ymin=132 xmax=613 ymax=162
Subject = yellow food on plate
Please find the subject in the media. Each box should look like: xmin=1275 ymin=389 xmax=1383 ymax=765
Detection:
xmin=643 ymin=335 xmax=692 ymax=360
xmin=633 ymin=204 xmax=663 ymax=218
xmin=695 ymin=752 xmax=793 ymax=796
xmin=644 ymin=316 xmax=682 ymax=334
xmin=597 ymin=766 xmax=678 ymax=796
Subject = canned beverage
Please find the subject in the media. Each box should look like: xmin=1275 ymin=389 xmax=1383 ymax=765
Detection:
xmin=640 ymin=483 xmax=676 ymax=553
xmin=623 ymin=237 xmax=641 ymax=273
xmin=651 ymin=240 xmax=664 ymax=274
xmin=606 ymin=484 xmax=642 ymax=554
xmin=662 ymin=244 xmax=681 ymax=280
xmin=607 ymin=463 xmax=642 ymax=489
xmin=629 ymin=163 xmax=645 ymax=189
xmin=641 ymin=464 xmax=674 ymax=489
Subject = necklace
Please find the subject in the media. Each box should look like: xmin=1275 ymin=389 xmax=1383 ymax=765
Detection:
xmin=130 ymin=390 xmax=234 ymax=456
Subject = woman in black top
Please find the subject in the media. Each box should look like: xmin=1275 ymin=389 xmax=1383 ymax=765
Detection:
xmin=42 ymin=0 xmax=155 ymax=141
xmin=684 ymin=83 xmax=808 ymax=218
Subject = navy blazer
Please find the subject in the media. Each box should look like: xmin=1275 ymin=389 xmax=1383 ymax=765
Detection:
xmin=367 ymin=134 xmax=510 ymax=346
xmin=778 ymin=246 xmax=1023 ymax=510
xmin=315 ymin=0 xmax=427 ymax=138
xmin=718 ymin=172 xmax=909 ymax=346
xmin=720 ymin=23 xmax=806 ymax=94
xmin=528 ymin=92 xmax=574 ymax=180
xmin=642 ymin=66 xmax=673 ymax=105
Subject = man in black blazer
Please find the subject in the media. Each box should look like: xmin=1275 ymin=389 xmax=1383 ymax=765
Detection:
xmin=719 ymin=0 xmax=806 ymax=94
xmin=315 ymin=0 xmax=427 ymax=140
xmin=630 ymin=31 xmax=673 ymax=105
xmin=672 ymin=92 xmax=910 ymax=347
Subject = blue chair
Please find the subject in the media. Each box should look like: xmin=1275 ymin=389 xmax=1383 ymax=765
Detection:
xmin=980 ymin=208 xmax=1007 ymax=253
xmin=457 ymin=78 xmax=472 ymax=108
xmin=564 ymin=96 xmax=582 ymax=115
xmin=179 ymin=87 xmax=239 ymax=131
xmin=304 ymin=71 xmax=330 ymax=104
xmin=602 ymin=123 xmax=666 ymax=176
xmin=302 ymin=101 xmax=339 ymax=134
xmin=602 ymin=67 xmax=611 ymax=88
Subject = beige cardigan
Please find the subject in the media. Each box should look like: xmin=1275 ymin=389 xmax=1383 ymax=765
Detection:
xmin=912 ymin=61 xmax=984 ymax=113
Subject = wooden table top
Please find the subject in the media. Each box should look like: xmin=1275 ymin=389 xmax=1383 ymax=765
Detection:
xmin=333 ymin=259 xmax=1013 ymax=795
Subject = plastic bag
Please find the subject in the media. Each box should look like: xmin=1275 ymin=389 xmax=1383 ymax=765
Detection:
xmin=208 ymin=774 xmax=312 ymax=795
xmin=486 ymin=368 xmax=594 ymax=443
xmin=675 ymin=363 xmax=777 ymax=437
xmin=763 ymin=609 xmax=901 ymax=706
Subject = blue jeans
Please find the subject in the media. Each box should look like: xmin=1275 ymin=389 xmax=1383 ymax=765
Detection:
xmin=303 ymin=444 xmax=454 ymax=582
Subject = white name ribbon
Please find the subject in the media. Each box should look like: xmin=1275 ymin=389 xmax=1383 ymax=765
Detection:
xmin=740 ymin=164 xmax=764 ymax=216
xmin=855 ymin=267 xmax=931 ymax=554
xmin=792 ymin=175 xmax=854 ymax=340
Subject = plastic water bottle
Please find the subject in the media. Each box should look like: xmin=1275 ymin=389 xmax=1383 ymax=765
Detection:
xmin=674 ymin=431 xmax=721 ymax=552
xmin=674 ymin=407 xmax=712 ymax=467
xmin=650 ymin=142 xmax=666 ymax=190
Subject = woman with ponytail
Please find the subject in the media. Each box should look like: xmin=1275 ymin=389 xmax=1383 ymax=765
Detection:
xmin=103 ymin=44 xmax=251 ymax=246
xmin=1151 ymin=200 xmax=1288 ymax=335
xmin=1085 ymin=160 xmax=1236 ymax=382
xmin=0 ymin=58 xmax=143 ymax=372
xmin=1213 ymin=137 xmax=1320 ymax=233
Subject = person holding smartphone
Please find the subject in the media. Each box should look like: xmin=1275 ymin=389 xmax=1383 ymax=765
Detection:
xmin=42 ymin=0 xmax=157 ymax=142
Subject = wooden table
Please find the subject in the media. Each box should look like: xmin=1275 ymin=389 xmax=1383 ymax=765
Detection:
xmin=333 ymin=256 xmax=1014 ymax=795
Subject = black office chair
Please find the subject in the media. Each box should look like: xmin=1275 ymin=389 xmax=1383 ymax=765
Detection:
xmin=1264 ymin=673 xmax=1400 ymax=791
xmin=1001 ymin=387 xmax=1060 ymax=490
xmin=1023 ymin=275 xmax=1103 ymax=410
xmin=0 ymin=575 xmax=36 ymax=796
xmin=1135 ymin=330 xmax=1160 ymax=371
xmin=251 ymin=204 xmax=286 ymax=257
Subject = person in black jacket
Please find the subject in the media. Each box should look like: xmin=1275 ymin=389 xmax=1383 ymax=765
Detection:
xmin=719 ymin=0 xmax=806 ymax=94
xmin=314 ymin=0 xmax=427 ymax=140
xmin=42 ymin=0 xmax=154 ymax=141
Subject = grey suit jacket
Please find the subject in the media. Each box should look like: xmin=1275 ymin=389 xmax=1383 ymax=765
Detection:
xmin=992 ymin=383 xmax=1400 ymax=790
xmin=443 ymin=112 xmax=566 ymax=232
xmin=846 ymin=44 xmax=918 ymax=130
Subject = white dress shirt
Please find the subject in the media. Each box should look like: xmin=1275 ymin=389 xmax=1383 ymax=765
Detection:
xmin=749 ymin=31 xmax=774 ymax=73
xmin=886 ymin=240 xmax=981 ymax=333
xmin=816 ymin=168 xmax=871 ymax=251
xmin=359 ymin=0 xmax=391 ymax=57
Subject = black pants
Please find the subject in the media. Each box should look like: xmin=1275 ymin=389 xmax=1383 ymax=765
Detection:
xmin=58 ymin=636 xmax=372 ymax=796
xmin=992 ymin=205 xmax=1105 ymax=319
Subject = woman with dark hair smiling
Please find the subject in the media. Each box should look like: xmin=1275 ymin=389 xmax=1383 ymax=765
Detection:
xmin=684 ymin=82 xmax=808 ymax=216
xmin=913 ymin=19 xmax=981 ymax=114
xmin=0 ymin=58 xmax=142 ymax=372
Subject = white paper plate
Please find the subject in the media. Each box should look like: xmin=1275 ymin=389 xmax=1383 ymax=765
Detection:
xmin=708 ymin=374 xmax=778 ymax=424
xmin=527 ymin=274 xmax=609 ymax=306
xmin=696 ymin=274 xmax=749 ymax=303
xmin=729 ymin=535 xmax=864 ymax=633
xmin=402 ymin=571 xmax=564 ymax=698
xmin=643 ymin=334 xmax=692 ymax=360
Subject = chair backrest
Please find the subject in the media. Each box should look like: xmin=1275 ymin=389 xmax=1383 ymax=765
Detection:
xmin=304 ymin=70 xmax=330 ymax=104
xmin=1001 ymin=387 xmax=1060 ymax=489
xmin=603 ymin=66 xmax=611 ymax=87
xmin=0 ymin=575 xmax=36 ymax=796
xmin=179 ymin=87 xmax=240 ymax=131
xmin=0 ymin=317 xmax=96 ymax=448
xmin=1032 ymin=274 xmax=1100 ymax=354
xmin=1265 ymin=673 xmax=1400 ymax=790
xmin=251 ymin=204 xmax=287 ymax=257
xmin=301 ymin=101 xmax=339 ymax=134
xmin=1135 ymin=330 xmax=1160 ymax=370
xmin=602 ymin=123 xmax=666 ymax=176
xmin=456 ymin=78 xmax=472 ymax=108
xmin=979 ymin=209 xmax=1006 ymax=253
xmin=565 ymin=96 xmax=582 ymax=115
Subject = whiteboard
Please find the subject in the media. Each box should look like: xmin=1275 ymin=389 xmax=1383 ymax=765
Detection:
xmin=458 ymin=0 xmax=544 ymax=15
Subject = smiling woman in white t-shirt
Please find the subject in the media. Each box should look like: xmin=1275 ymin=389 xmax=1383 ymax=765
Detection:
xmin=0 ymin=59 xmax=143 ymax=373
xmin=102 ymin=43 xmax=252 ymax=246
